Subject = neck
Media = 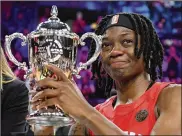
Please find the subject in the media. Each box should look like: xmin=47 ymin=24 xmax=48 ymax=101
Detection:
xmin=115 ymin=72 xmax=151 ymax=105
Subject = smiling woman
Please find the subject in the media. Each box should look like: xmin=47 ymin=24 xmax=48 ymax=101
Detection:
xmin=31 ymin=12 xmax=181 ymax=136
xmin=86 ymin=13 xmax=181 ymax=135
xmin=100 ymin=26 xmax=144 ymax=81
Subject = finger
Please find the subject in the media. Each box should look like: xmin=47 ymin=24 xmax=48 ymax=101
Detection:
xmin=69 ymin=77 xmax=76 ymax=84
xmin=29 ymin=90 xmax=36 ymax=95
xmin=44 ymin=64 xmax=70 ymax=82
xmin=31 ymin=88 xmax=60 ymax=102
xmin=30 ymin=100 xmax=41 ymax=105
xmin=32 ymin=105 xmax=37 ymax=111
xmin=36 ymin=97 xmax=60 ymax=110
xmin=31 ymin=100 xmax=42 ymax=110
xmin=33 ymin=82 xmax=72 ymax=102
xmin=37 ymin=77 xmax=61 ymax=89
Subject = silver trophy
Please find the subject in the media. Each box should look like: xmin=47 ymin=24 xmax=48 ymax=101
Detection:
xmin=5 ymin=5 xmax=102 ymax=127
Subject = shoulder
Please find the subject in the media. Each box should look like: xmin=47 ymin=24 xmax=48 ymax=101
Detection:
xmin=2 ymin=79 xmax=29 ymax=99
xmin=3 ymin=78 xmax=28 ymax=92
xmin=95 ymin=96 xmax=116 ymax=111
xmin=158 ymin=83 xmax=181 ymax=102
xmin=157 ymin=83 xmax=181 ymax=111
xmin=2 ymin=79 xmax=29 ymax=111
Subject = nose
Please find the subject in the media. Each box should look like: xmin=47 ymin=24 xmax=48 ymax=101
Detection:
xmin=109 ymin=43 xmax=124 ymax=58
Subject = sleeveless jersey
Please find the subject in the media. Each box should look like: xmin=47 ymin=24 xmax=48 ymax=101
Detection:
xmin=89 ymin=82 xmax=171 ymax=135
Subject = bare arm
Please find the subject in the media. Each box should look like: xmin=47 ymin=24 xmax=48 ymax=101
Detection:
xmin=150 ymin=84 xmax=181 ymax=135
xmin=75 ymin=84 xmax=181 ymax=136
xmin=32 ymin=65 xmax=181 ymax=135
xmin=69 ymin=116 xmax=128 ymax=136
xmin=78 ymin=107 xmax=128 ymax=135
xmin=69 ymin=123 xmax=87 ymax=136
xmin=33 ymin=84 xmax=181 ymax=136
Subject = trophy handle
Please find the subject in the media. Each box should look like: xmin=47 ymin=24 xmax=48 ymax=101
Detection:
xmin=73 ymin=32 xmax=102 ymax=76
xmin=5 ymin=33 xmax=27 ymax=68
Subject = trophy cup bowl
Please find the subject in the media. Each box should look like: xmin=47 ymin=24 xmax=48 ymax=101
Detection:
xmin=5 ymin=5 xmax=102 ymax=127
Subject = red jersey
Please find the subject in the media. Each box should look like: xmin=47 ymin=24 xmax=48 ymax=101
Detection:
xmin=89 ymin=82 xmax=171 ymax=135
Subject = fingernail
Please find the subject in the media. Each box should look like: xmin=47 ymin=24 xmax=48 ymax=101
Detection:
xmin=31 ymin=96 xmax=37 ymax=101
xmin=30 ymin=99 xmax=36 ymax=103
xmin=52 ymin=74 xmax=58 ymax=80
xmin=31 ymin=99 xmax=35 ymax=103
xmin=36 ymin=106 xmax=41 ymax=110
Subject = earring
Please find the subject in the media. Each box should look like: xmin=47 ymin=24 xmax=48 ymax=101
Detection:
xmin=148 ymin=51 xmax=153 ymax=69
xmin=148 ymin=59 xmax=151 ymax=69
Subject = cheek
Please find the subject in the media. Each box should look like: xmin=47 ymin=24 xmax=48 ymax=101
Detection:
xmin=102 ymin=63 xmax=113 ymax=78
xmin=131 ymin=57 xmax=145 ymax=72
xmin=100 ymin=53 xmax=108 ymax=68
xmin=100 ymin=59 xmax=111 ymax=75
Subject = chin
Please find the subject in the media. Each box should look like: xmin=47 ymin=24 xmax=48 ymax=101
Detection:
xmin=111 ymin=70 xmax=125 ymax=79
xmin=110 ymin=68 xmax=133 ymax=81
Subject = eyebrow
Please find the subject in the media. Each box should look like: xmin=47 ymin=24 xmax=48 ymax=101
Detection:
xmin=119 ymin=32 xmax=134 ymax=37
xmin=102 ymin=32 xmax=133 ymax=41
xmin=102 ymin=37 xmax=109 ymax=41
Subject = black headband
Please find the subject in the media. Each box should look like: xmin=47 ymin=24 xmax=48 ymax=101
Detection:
xmin=105 ymin=14 xmax=135 ymax=32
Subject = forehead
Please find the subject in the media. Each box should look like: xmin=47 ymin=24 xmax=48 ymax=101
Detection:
xmin=103 ymin=26 xmax=135 ymax=37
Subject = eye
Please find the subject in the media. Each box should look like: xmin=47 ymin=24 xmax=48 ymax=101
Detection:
xmin=101 ymin=42 xmax=112 ymax=51
xmin=123 ymin=39 xmax=133 ymax=44
xmin=121 ymin=39 xmax=134 ymax=47
xmin=102 ymin=43 xmax=110 ymax=48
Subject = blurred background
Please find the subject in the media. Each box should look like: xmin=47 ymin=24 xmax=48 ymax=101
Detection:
xmin=1 ymin=1 xmax=182 ymax=106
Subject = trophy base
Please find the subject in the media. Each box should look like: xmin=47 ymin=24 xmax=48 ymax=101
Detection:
xmin=27 ymin=116 xmax=75 ymax=127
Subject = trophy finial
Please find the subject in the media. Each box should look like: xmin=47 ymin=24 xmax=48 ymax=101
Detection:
xmin=51 ymin=5 xmax=58 ymax=18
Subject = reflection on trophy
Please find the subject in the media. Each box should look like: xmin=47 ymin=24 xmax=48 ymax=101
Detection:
xmin=5 ymin=5 xmax=102 ymax=127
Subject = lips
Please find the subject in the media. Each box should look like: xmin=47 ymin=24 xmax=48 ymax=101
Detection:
xmin=110 ymin=60 xmax=129 ymax=69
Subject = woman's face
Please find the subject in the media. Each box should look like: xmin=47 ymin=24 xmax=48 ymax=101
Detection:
xmin=100 ymin=26 xmax=145 ymax=82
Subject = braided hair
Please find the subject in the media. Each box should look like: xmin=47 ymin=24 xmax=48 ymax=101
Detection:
xmin=88 ymin=13 xmax=164 ymax=97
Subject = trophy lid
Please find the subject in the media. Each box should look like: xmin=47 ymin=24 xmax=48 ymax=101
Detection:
xmin=36 ymin=5 xmax=70 ymax=31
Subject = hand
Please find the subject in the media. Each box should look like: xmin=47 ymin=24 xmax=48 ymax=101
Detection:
xmin=31 ymin=64 xmax=93 ymax=122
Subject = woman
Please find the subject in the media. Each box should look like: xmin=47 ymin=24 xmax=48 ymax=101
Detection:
xmin=32 ymin=12 xmax=181 ymax=135
xmin=1 ymin=47 xmax=29 ymax=135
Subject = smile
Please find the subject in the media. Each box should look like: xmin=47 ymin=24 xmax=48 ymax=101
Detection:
xmin=110 ymin=61 xmax=129 ymax=69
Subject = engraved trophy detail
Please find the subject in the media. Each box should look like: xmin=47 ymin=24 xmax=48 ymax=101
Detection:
xmin=5 ymin=5 xmax=102 ymax=127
